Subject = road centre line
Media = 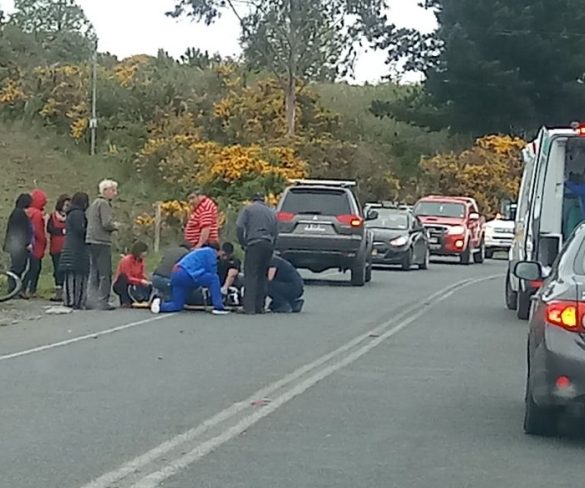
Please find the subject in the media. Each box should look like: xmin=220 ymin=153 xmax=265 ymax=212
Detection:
xmin=81 ymin=273 xmax=503 ymax=488
xmin=0 ymin=315 xmax=174 ymax=362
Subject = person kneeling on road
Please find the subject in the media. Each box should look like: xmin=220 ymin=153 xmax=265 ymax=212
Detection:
xmin=267 ymin=255 xmax=304 ymax=313
xmin=112 ymin=241 xmax=152 ymax=307
xmin=218 ymin=242 xmax=243 ymax=304
xmin=151 ymin=242 xmax=228 ymax=315
xmin=151 ymin=241 xmax=191 ymax=299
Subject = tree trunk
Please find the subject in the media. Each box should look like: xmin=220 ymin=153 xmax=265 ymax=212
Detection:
xmin=285 ymin=74 xmax=296 ymax=138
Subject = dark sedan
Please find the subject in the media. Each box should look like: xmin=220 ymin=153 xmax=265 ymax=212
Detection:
xmin=366 ymin=206 xmax=430 ymax=271
xmin=515 ymin=223 xmax=585 ymax=436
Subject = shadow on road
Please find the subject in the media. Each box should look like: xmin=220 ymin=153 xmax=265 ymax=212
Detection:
xmin=303 ymin=278 xmax=352 ymax=287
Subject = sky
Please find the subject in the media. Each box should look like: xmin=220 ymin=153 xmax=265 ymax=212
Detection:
xmin=0 ymin=0 xmax=436 ymax=84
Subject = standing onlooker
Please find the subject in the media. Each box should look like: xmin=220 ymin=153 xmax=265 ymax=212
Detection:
xmin=47 ymin=194 xmax=70 ymax=301
xmin=236 ymin=192 xmax=278 ymax=314
xmin=112 ymin=241 xmax=152 ymax=307
xmin=3 ymin=193 xmax=33 ymax=295
xmin=86 ymin=179 xmax=118 ymax=310
xmin=22 ymin=189 xmax=48 ymax=298
xmin=184 ymin=189 xmax=219 ymax=249
xmin=60 ymin=192 xmax=90 ymax=309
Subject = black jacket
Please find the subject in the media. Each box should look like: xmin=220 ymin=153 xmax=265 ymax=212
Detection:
xmin=59 ymin=207 xmax=90 ymax=274
xmin=3 ymin=208 xmax=32 ymax=254
xmin=236 ymin=201 xmax=278 ymax=248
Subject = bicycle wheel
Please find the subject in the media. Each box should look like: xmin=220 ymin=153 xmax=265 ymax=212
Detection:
xmin=0 ymin=270 xmax=22 ymax=302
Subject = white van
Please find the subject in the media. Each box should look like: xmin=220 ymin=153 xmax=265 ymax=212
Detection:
xmin=506 ymin=123 xmax=585 ymax=319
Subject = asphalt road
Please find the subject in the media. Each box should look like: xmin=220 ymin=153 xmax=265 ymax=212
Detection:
xmin=2 ymin=258 xmax=583 ymax=488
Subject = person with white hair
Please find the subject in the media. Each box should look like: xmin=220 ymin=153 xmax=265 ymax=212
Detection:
xmin=86 ymin=179 xmax=119 ymax=310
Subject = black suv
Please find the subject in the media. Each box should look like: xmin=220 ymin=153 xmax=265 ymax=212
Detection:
xmin=274 ymin=180 xmax=377 ymax=286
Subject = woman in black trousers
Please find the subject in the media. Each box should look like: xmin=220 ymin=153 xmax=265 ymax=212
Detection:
xmin=3 ymin=193 xmax=33 ymax=295
xmin=59 ymin=192 xmax=91 ymax=309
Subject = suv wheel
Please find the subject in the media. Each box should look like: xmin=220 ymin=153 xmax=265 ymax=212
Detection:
xmin=351 ymin=256 xmax=366 ymax=287
xmin=365 ymin=261 xmax=372 ymax=283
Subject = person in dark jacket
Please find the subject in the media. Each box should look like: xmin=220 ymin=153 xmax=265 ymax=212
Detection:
xmin=152 ymin=241 xmax=191 ymax=299
xmin=3 ymin=193 xmax=33 ymax=295
xmin=236 ymin=192 xmax=278 ymax=314
xmin=22 ymin=188 xmax=48 ymax=297
xmin=267 ymin=255 xmax=304 ymax=313
xmin=59 ymin=192 xmax=90 ymax=309
xmin=47 ymin=194 xmax=70 ymax=301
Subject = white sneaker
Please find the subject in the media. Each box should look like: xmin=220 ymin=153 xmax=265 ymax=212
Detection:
xmin=212 ymin=309 xmax=230 ymax=315
xmin=151 ymin=298 xmax=161 ymax=314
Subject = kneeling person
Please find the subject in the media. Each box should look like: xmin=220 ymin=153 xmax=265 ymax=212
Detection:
xmin=267 ymin=255 xmax=304 ymax=313
xmin=151 ymin=243 xmax=228 ymax=315
xmin=152 ymin=241 xmax=191 ymax=299
xmin=218 ymin=242 xmax=243 ymax=305
xmin=113 ymin=241 xmax=152 ymax=307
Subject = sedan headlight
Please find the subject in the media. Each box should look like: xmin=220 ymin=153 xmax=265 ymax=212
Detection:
xmin=447 ymin=225 xmax=466 ymax=235
xmin=390 ymin=236 xmax=408 ymax=247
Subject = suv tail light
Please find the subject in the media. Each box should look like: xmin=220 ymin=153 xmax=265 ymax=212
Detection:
xmin=545 ymin=301 xmax=585 ymax=332
xmin=277 ymin=211 xmax=295 ymax=222
xmin=337 ymin=214 xmax=364 ymax=228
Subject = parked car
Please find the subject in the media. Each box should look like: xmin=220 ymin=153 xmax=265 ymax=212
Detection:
xmin=414 ymin=195 xmax=486 ymax=265
xmin=515 ymin=222 xmax=585 ymax=436
xmin=365 ymin=203 xmax=430 ymax=270
xmin=275 ymin=179 xmax=377 ymax=286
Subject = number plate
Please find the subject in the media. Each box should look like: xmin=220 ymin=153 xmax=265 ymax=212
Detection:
xmin=303 ymin=224 xmax=326 ymax=232
xmin=429 ymin=237 xmax=439 ymax=244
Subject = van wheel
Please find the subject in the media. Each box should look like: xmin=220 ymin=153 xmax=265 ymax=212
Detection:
xmin=351 ymin=257 xmax=366 ymax=287
xmin=505 ymin=273 xmax=518 ymax=310
xmin=485 ymin=249 xmax=494 ymax=259
xmin=517 ymin=289 xmax=531 ymax=320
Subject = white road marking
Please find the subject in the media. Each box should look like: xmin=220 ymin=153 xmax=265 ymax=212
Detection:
xmin=0 ymin=315 xmax=174 ymax=362
xmin=80 ymin=273 xmax=502 ymax=488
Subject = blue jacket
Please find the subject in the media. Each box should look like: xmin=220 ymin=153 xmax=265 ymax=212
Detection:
xmin=177 ymin=247 xmax=217 ymax=281
xmin=565 ymin=181 xmax=585 ymax=214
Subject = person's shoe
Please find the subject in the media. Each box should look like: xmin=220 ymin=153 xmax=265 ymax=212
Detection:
xmin=291 ymin=299 xmax=305 ymax=313
xmin=212 ymin=309 xmax=230 ymax=315
xmin=96 ymin=302 xmax=116 ymax=311
xmin=271 ymin=303 xmax=293 ymax=313
xmin=50 ymin=287 xmax=63 ymax=302
xmin=150 ymin=298 xmax=161 ymax=314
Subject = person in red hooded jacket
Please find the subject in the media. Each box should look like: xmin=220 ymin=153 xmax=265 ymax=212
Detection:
xmin=22 ymin=188 xmax=48 ymax=297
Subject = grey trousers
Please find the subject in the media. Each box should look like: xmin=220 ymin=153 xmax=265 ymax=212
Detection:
xmin=88 ymin=244 xmax=112 ymax=307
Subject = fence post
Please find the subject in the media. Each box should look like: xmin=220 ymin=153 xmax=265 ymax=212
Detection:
xmin=154 ymin=201 xmax=162 ymax=253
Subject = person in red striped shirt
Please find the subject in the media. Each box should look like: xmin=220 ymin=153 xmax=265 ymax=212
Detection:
xmin=184 ymin=189 xmax=220 ymax=249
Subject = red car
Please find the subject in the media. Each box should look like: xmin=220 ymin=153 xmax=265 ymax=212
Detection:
xmin=413 ymin=195 xmax=486 ymax=265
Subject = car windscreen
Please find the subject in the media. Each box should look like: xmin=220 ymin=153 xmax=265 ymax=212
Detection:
xmin=281 ymin=189 xmax=352 ymax=215
xmin=415 ymin=201 xmax=465 ymax=218
xmin=367 ymin=209 xmax=409 ymax=230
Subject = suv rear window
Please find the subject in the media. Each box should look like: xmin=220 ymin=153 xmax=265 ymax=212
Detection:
xmin=282 ymin=188 xmax=352 ymax=215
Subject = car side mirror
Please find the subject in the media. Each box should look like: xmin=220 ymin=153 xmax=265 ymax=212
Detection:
xmin=514 ymin=261 xmax=543 ymax=281
xmin=469 ymin=212 xmax=480 ymax=221
xmin=366 ymin=210 xmax=378 ymax=221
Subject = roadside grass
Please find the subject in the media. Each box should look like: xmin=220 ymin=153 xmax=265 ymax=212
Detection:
xmin=0 ymin=120 xmax=165 ymax=298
